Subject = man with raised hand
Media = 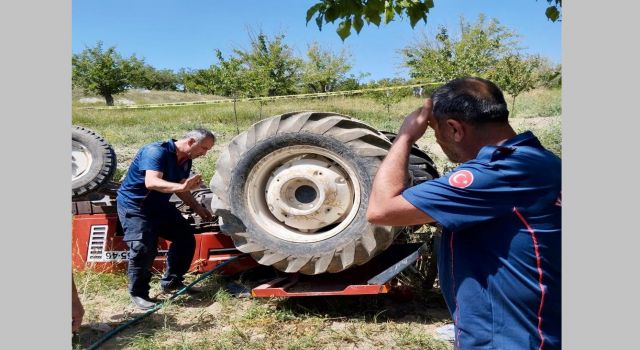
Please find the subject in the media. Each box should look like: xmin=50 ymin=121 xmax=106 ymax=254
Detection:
xmin=367 ymin=77 xmax=561 ymax=349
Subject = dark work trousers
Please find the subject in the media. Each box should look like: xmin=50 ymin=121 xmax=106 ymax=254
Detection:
xmin=117 ymin=203 xmax=195 ymax=297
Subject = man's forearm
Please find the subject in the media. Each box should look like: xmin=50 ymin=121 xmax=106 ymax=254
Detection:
xmin=175 ymin=191 xmax=200 ymax=210
xmin=370 ymin=134 xmax=413 ymax=204
xmin=145 ymin=178 xmax=185 ymax=193
xmin=367 ymin=102 xmax=435 ymax=226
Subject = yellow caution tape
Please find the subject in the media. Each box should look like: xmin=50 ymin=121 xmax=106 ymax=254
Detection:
xmin=79 ymin=82 xmax=443 ymax=110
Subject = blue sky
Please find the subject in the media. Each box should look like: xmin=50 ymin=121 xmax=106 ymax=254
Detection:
xmin=72 ymin=0 xmax=561 ymax=82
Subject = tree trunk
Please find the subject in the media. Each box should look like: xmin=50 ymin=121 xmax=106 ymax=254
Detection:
xmin=104 ymin=94 xmax=114 ymax=106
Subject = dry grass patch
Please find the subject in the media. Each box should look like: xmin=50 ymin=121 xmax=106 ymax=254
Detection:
xmin=73 ymin=269 xmax=453 ymax=350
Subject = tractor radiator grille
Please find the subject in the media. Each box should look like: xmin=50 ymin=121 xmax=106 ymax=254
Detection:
xmin=87 ymin=225 xmax=108 ymax=261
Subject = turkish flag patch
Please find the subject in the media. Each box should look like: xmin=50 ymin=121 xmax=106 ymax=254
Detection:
xmin=448 ymin=170 xmax=474 ymax=189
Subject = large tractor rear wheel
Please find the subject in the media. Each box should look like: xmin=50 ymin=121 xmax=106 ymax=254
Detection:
xmin=210 ymin=112 xmax=400 ymax=275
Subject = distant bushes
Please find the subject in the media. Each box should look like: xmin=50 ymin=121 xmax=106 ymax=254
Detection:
xmin=538 ymin=118 xmax=562 ymax=158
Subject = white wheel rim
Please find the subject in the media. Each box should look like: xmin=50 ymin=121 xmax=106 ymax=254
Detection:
xmin=245 ymin=145 xmax=361 ymax=243
xmin=72 ymin=140 xmax=93 ymax=181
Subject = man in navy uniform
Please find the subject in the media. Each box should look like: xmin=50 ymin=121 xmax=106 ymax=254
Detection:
xmin=117 ymin=128 xmax=215 ymax=310
xmin=367 ymin=77 xmax=561 ymax=349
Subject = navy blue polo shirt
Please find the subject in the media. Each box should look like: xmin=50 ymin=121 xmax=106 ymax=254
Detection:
xmin=402 ymin=131 xmax=561 ymax=349
xmin=116 ymin=139 xmax=192 ymax=210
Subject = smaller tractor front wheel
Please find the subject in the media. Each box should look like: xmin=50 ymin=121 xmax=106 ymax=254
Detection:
xmin=72 ymin=126 xmax=117 ymax=199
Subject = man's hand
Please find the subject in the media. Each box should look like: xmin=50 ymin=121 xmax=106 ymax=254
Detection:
xmin=174 ymin=190 xmax=214 ymax=222
xmin=193 ymin=204 xmax=214 ymax=222
xmin=397 ymin=98 xmax=433 ymax=144
xmin=145 ymin=170 xmax=204 ymax=194
xmin=367 ymin=97 xmax=437 ymax=227
xmin=180 ymin=174 xmax=203 ymax=192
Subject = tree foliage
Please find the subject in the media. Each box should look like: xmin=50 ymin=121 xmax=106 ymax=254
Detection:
xmin=306 ymin=0 xmax=562 ymax=40
xmin=535 ymin=59 xmax=562 ymax=88
xmin=136 ymin=66 xmax=180 ymax=91
xmin=335 ymin=74 xmax=365 ymax=91
xmin=402 ymin=15 xmax=518 ymax=82
xmin=74 ymin=18 xmax=559 ymax=106
xmin=307 ymin=0 xmax=434 ymax=40
xmin=180 ymin=32 xmax=364 ymax=98
xmin=213 ymin=49 xmax=269 ymax=98
xmin=488 ymin=54 xmax=542 ymax=111
xmin=181 ymin=67 xmax=217 ymax=95
xmin=234 ymin=32 xmax=303 ymax=96
xmin=301 ymin=42 xmax=353 ymax=93
xmin=365 ymin=78 xmax=411 ymax=114
xmin=72 ymin=41 xmax=145 ymax=105
xmin=179 ymin=32 xmax=303 ymax=98
xmin=401 ymin=15 xmax=561 ymax=109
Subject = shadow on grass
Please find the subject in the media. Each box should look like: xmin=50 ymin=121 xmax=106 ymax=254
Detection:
xmin=180 ymin=264 xmax=452 ymax=325
xmin=271 ymin=287 xmax=451 ymax=325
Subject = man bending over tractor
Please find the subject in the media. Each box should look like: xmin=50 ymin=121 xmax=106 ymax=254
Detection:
xmin=116 ymin=128 xmax=215 ymax=310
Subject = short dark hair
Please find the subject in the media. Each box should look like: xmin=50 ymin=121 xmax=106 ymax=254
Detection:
xmin=431 ymin=77 xmax=509 ymax=125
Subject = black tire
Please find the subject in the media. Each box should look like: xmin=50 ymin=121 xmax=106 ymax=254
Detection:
xmin=210 ymin=111 xmax=399 ymax=275
xmin=72 ymin=125 xmax=117 ymax=199
xmin=380 ymin=131 xmax=439 ymax=184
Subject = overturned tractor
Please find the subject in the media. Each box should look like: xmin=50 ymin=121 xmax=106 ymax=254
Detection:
xmin=210 ymin=111 xmax=439 ymax=275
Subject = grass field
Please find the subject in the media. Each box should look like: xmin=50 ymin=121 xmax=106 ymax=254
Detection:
xmin=72 ymin=87 xmax=561 ymax=182
xmin=72 ymin=88 xmax=561 ymax=349
xmin=73 ymin=267 xmax=453 ymax=350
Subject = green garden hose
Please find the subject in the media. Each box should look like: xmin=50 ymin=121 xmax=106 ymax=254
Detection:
xmin=85 ymin=254 xmax=249 ymax=350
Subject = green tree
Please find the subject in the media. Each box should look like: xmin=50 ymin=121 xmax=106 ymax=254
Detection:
xmin=489 ymin=54 xmax=543 ymax=113
xmin=179 ymin=50 xmax=270 ymax=98
xmin=214 ymin=50 xmax=269 ymax=98
xmin=306 ymin=0 xmax=561 ymax=40
xmin=181 ymin=67 xmax=218 ymax=95
xmin=176 ymin=68 xmax=191 ymax=92
xmin=535 ymin=59 xmax=562 ymax=88
xmin=366 ymin=78 xmax=411 ymax=115
xmin=72 ymin=41 xmax=145 ymax=105
xmin=335 ymin=73 xmax=367 ymax=91
xmin=401 ymin=15 xmax=518 ymax=82
xmin=301 ymin=42 xmax=353 ymax=93
xmin=136 ymin=66 xmax=180 ymax=91
xmin=234 ymin=32 xmax=303 ymax=96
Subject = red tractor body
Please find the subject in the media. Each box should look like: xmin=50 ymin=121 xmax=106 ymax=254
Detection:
xmin=71 ymin=201 xmax=258 ymax=275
